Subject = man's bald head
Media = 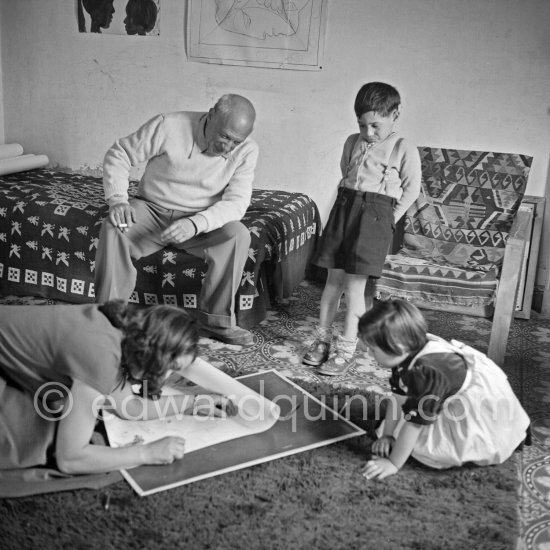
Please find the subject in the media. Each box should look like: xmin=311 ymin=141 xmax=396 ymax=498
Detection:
xmin=204 ymin=94 xmax=256 ymax=156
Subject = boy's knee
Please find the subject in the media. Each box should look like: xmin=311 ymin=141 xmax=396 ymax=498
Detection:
xmin=326 ymin=268 xmax=345 ymax=285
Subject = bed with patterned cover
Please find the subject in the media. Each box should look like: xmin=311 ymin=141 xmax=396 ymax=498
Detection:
xmin=0 ymin=169 xmax=321 ymax=328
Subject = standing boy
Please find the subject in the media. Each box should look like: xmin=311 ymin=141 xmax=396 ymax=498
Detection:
xmin=304 ymin=82 xmax=421 ymax=375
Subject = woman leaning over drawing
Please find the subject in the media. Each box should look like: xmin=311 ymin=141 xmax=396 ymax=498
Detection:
xmin=0 ymin=301 xmax=236 ymax=474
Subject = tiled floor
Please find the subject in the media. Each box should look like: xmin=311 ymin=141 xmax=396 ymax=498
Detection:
xmin=515 ymin=318 xmax=550 ymax=550
xmin=2 ymin=280 xmax=550 ymax=548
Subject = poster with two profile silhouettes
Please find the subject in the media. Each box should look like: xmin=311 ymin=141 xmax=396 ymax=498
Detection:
xmin=77 ymin=0 xmax=160 ymax=36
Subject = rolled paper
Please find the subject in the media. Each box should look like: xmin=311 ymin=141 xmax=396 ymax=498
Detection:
xmin=0 ymin=143 xmax=24 ymax=160
xmin=0 ymin=154 xmax=49 ymax=176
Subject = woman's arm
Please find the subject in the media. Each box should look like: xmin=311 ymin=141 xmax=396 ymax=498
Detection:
xmin=107 ymin=382 xmax=194 ymax=421
xmin=55 ymin=380 xmax=186 ymax=475
xmin=106 ymin=383 xmax=237 ymax=421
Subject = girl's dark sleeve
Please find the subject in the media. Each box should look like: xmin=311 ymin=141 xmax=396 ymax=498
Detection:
xmin=401 ymin=353 xmax=467 ymax=425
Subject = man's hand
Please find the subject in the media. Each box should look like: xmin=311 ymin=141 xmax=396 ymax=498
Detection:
xmin=109 ymin=202 xmax=136 ymax=233
xmin=362 ymin=456 xmax=399 ymax=480
xmin=160 ymin=218 xmax=197 ymax=245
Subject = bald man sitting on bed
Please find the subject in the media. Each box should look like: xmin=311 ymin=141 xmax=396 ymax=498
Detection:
xmin=94 ymin=94 xmax=258 ymax=346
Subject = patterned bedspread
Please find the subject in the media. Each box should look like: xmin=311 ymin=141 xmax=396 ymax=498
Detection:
xmin=0 ymin=170 xmax=320 ymax=328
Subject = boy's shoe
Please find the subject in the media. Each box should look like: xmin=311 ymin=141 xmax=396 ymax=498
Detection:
xmin=200 ymin=325 xmax=254 ymax=346
xmin=318 ymin=349 xmax=353 ymax=376
xmin=302 ymin=340 xmax=330 ymax=366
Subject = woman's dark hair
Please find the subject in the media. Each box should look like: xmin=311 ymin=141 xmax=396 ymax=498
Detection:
xmin=358 ymin=299 xmax=427 ymax=357
xmin=99 ymin=301 xmax=198 ymax=399
xmin=354 ymin=82 xmax=401 ymax=118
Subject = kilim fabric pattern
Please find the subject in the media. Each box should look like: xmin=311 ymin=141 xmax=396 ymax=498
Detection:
xmin=376 ymin=148 xmax=532 ymax=316
xmin=0 ymin=169 xmax=321 ymax=328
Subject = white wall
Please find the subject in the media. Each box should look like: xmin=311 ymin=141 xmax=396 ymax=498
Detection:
xmin=1 ymin=0 xmax=549 ymax=284
xmin=0 ymin=5 xmax=4 ymax=143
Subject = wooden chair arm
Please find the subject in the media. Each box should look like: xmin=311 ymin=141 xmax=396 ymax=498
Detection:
xmin=487 ymin=202 xmax=534 ymax=364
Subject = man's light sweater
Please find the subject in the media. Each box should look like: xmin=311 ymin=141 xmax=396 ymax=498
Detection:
xmin=340 ymin=132 xmax=422 ymax=222
xmin=103 ymin=111 xmax=259 ymax=234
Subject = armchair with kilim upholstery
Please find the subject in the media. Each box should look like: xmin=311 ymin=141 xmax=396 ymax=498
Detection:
xmin=375 ymin=147 xmax=544 ymax=364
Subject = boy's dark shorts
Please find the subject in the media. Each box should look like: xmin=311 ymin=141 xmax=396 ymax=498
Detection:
xmin=313 ymin=188 xmax=395 ymax=277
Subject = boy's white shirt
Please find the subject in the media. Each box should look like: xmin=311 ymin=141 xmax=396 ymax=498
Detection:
xmin=340 ymin=132 xmax=422 ymax=222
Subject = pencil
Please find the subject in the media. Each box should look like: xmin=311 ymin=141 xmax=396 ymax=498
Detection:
xmin=280 ymin=402 xmax=300 ymax=420
xmin=288 ymin=403 xmax=300 ymax=416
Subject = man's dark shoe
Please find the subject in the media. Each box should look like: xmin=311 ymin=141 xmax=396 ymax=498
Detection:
xmin=200 ymin=325 xmax=254 ymax=346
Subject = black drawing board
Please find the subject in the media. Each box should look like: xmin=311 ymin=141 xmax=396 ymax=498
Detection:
xmin=119 ymin=370 xmax=365 ymax=496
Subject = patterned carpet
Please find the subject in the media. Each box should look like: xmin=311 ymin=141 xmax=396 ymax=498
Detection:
xmin=2 ymin=280 xmax=550 ymax=548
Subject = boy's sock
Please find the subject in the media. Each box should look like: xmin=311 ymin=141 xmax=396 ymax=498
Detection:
xmin=334 ymin=334 xmax=357 ymax=359
xmin=316 ymin=325 xmax=333 ymax=343
xmin=317 ymin=334 xmax=357 ymax=376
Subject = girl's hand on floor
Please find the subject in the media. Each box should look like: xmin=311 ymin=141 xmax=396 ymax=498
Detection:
xmin=371 ymin=435 xmax=394 ymax=458
xmin=362 ymin=456 xmax=398 ymax=480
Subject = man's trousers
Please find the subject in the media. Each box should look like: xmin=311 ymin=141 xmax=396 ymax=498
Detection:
xmin=94 ymin=198 xmax=251 ymax=328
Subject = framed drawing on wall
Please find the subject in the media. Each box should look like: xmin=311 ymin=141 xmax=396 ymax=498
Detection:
xmin=187 ymin=0 xmax=327 ymax=70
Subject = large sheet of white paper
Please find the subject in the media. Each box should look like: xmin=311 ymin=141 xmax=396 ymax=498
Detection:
xmin=104 ymin=358 xmax=281 ymax=454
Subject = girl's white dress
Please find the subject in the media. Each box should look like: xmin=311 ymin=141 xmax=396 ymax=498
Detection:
xmin=380 ymin=335 xmax=530 ymax=469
